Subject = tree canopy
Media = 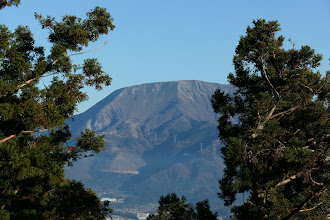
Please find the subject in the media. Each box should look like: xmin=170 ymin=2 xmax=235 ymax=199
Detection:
xmin=147 ymin=193 xmax=217 ymax=220
xmin=0 ymin=0 xmax=21 ymax=10
xmin=212 ymin=19 xmax=329 ymax=219
xmin=0 ymin=2 xmax=115 ymax=219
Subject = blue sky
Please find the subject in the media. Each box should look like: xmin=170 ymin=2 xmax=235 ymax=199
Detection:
xmin=1 ymin=0 xmax=330 ymax=113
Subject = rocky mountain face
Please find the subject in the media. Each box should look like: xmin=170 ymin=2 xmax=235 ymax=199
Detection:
xmin=66 ymin=80 xmax=235 ymax=211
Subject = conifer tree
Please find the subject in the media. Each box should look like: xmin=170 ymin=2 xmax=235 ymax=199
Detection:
xmin=147 ymin=193 xmax=195 ymax=220
xmin=0 ymin=1 xmax=115 ymax=219
xmin=147 ymin=193 xmax=217 ymax=220
xmin=212 ymin=19 xmax=329 ymax=219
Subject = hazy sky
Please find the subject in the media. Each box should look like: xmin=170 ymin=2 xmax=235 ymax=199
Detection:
xmin=1 ymin=0 xmax=330 ymax=113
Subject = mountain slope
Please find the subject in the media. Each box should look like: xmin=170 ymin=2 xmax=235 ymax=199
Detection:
xmin=66 ymin=80 xmax=234 ymax=211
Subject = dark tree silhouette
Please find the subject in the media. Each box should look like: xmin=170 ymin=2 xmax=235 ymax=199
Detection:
xmin=0 ymin=2 xmax=115 ymax=219
xmin=212 ymin=19 xmax=329 ymax=219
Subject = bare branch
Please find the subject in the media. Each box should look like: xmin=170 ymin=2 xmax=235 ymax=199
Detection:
xmin=269 ymin=105 xmax=300 ymax=120
xmin=275 ymin=166 xmax=327 ymax=189
xmin=0 ymin=135 xmax=16 ymax=144
xmin=67 ymin=40 xmax=107 ymax=58
xmin=302 ymin=146 xmax=314 ymax=152
xmin=301 ymin=84 xmax=314 ymax=92
xmin=251 ymin=104 xmax=276 ymax=138
xmin=293 ymin=129 xmax=300 ymax=135
xmin=14 ymin=41 xmax=108 ymax=90
xmin=302 ymin=146 xmax=330 ymax=162
xmin=313 ymin=73 xmax=329 ymax=95
xmin=0 ymin=128 xmax=48 ymax=144
xmin=299 ymin=202 xmax=323 ymax=213
xmin=309 ymin=169 xmax=324 ymax=186
xmin=275 ymin=174 xmax=298 ymax=188
xmin=282 ymin=187 xmax=328 ymax=220
xmin=16 ymin=77 xmax=38 ymax=89
xmin=52 ymin=40 xmax=107 ymax=65
xmin=261 ymin=62 xmax=280 ymax=99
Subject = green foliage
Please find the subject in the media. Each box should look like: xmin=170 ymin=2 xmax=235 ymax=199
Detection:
xmin=0 ymin=0 xmax=21 ymax=10
xmin=147 ymin=193 xmax=217 ymax=220
xmin=44 ymin=180 xmax=112 ymax=219
xmin=0 ymin=3 xmax=115 ymax=219
xmin=212 ymin=19 xmax=329 ymax=219
xmin=195 ymin=199 xmax=217 ymax=220
xmin=147 ymin=193 xmax=195 ymax=220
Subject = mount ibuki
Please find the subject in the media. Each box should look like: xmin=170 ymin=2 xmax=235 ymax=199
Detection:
xmin=66 ymin=80 xmax=235 ymax=210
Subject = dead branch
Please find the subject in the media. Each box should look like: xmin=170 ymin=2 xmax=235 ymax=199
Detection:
xmin=275 ymin=174 xmax=298 ymax=188
xmin=16 ymin=77 xmax=39 ymax=89
xmin=261 ymin=62 xmax=280 ymax=99
xmin=251 ymin=104 xmax=277 ymax=138
xmin=299 ymin=202 xmax=323 ymax=213
xmin=0 ymin=134 xmax=16 ymax=144
xmin=52 ymin=40 xmax=107 ymax=65
xmin=309 ymin=169 xmax=324 ymax=186
xmin=0 ymin=128 xmax=48 ymax=144
xmin=269 ymin=105 xmax=300 ymax=120
xmin=282 ymin=187 xmax=328 ymax=220
xmin=15 ymin=41 xmax=108 ymax=90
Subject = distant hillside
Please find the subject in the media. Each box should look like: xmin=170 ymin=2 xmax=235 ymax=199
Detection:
xmin=66 ymin=80 xmax=235 ymax=214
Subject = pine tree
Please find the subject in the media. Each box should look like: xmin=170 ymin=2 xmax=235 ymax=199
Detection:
xmin=195 ymin=199 xmax=217 ymax=220
xmin=147 ymin=193 xmax=217 ymax=220
xmin=211 ymin=19 xmax=329 ymax=219
xmin=0 ymin=2 xmax=115 ymax=219
xmin=147 ymin=193 xmax=195 ymax=220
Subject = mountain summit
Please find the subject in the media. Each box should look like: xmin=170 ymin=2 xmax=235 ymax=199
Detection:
xmin=66 ymin=80 xmax=234 ymax=211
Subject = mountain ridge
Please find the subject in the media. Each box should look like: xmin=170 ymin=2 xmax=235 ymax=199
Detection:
xmin=66 ymin=80 xmax=235 ymax=212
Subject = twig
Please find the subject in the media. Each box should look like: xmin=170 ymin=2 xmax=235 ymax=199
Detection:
xmin=293 ymin=129 xmax=300 ymax=135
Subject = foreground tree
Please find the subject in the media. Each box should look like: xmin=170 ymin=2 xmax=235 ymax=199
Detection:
xmin=0 ymin=2 xmax=115 ymax=219
xmin=212 ymin=19 xmax=329 ymax=219
xmin=147 ymin=193 xmax=217 ymax=220
xmin=195 ymin=199 xmax=218 ymax=220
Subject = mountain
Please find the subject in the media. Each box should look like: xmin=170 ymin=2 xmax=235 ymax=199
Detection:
xmin=65 ymin=80 xmax=235 ymax=214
